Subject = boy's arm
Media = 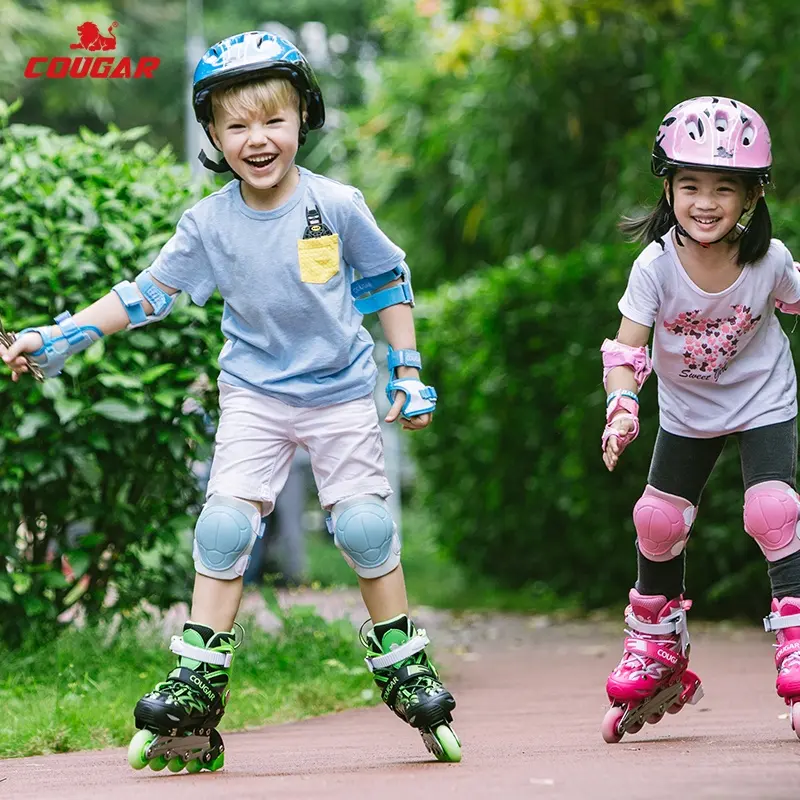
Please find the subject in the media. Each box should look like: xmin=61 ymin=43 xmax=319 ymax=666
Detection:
xmin=376 ymin=285 xmax=437 ymax=429
xmin=1 ymin=275 xmax=179 ymax=380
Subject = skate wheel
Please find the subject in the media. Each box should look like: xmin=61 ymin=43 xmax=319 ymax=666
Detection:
xmin=207 ymin=751 xmax=225 ymax=772
xmin=127 ymin=729 xmax=156 ymax=770
xmin=148 ymin=755 xmax=169 ymax=772
xmin=627 ymin=721 xmax=644 ymax=734
xmin=167 ymin=757 xmax=186 ymax=773
xmin=791 ymin=703 xmax=800 ymax=738
xmin=185 ymin=758 xmax=203 ymax=774
xmin=601 ymin=706 xmax=625 ymax=744
xmin=647 ymin=713 xmax=664 ymax=725
xmin=426 ymin=724 xmax=461 ymax=763
xmin=667 ymin=702 xmax=683 ymax=714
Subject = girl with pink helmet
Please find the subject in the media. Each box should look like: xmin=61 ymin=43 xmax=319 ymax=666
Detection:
xmin=599 ymin=96 xmax=800 ymax=744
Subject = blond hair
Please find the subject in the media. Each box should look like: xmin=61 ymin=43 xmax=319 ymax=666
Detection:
xmin=210 ymin=78 xmax=302 ymax=123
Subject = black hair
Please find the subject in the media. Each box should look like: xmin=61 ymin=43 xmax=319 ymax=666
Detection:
xmin=619 ymin=173 xmax=772 ymax=266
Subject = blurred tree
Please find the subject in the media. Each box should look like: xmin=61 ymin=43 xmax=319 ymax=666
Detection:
xmin=335 ymin=0 xmax=800 ymax=289
xmin=5 ymin=0 xmax=382 ymax=155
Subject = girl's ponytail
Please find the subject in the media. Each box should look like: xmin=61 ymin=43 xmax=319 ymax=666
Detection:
xmin=619 ymin=191 xmax=675 ymax=248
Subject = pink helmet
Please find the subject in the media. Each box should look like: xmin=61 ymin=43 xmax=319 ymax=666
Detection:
xmin=651 ymin=96 xmax=771 ymax=182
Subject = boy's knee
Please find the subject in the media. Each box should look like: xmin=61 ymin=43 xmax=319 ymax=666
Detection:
xmin=193 ymin=495 xmax=264 ymax=579
xmin=330 ymin=495 xmax=400 ymax=578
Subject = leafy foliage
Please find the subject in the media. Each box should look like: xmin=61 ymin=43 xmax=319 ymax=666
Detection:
xmin=0 ymin=106 xmax=223 ymax=646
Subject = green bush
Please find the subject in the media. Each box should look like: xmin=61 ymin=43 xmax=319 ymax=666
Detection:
xmin=412 ymin=213 xmax=800 ymax=619
xmin=0 ymin=107 xmax=223 ymax=647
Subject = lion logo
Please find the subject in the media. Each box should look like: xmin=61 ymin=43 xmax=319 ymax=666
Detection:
xmin=70 ymin=21 xmax=119 ymax=52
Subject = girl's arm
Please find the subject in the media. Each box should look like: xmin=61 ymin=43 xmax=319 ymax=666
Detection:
xmin=602 ymin=317 xmax=652 ymax=472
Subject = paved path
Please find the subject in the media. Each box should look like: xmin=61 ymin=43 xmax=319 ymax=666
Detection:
xmin=3 ymin=598 xmax=799 ymax=799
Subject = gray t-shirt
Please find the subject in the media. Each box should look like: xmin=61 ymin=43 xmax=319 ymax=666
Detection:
xmin=618 ymin=229 xmax=800 ymax=437
xmin=149 ymin=167 xmax=406 ymax=407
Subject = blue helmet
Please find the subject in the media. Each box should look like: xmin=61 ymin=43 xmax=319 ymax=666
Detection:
xmin=192 ymin=31 xmax=325 ymax=147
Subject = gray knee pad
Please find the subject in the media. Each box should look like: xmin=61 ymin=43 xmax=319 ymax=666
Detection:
xmin=330 ymin=494 xmax=400 ymax=578
xmin=193 ymin=495 xmax=264 ymax=580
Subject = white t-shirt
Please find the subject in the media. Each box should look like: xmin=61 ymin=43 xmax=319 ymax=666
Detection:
xmin=618 ymin=229 xmax=800 ymax=437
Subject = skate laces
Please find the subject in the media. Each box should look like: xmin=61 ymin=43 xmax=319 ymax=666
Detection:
xmin=620 ymin=605 xmax=688 ymax=680
xmin=620 ymin=631 xmax=679 ymax=680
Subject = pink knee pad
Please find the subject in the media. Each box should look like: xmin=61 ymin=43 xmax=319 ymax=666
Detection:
xmin=633 ymin=485 xmax=696 ymax=562
xmin=743 ymin=481 xmax=800 ymax=561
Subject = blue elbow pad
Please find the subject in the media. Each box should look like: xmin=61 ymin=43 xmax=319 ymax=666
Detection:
xmin=113 ymin=270 xmax=178 ymax=329
xmin=352 ymin=262 xmax=414 ymax=315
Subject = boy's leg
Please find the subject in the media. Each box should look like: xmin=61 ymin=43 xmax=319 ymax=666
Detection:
xmin=129 ymin=384 xmax=297 ymax=772
xmin=357 ymin=563 xmax=407 ymax=624
xmin=298 ymin=395 xmax=460 ymax=761
xmin=739 ymin=419 xmax=800 ymax=735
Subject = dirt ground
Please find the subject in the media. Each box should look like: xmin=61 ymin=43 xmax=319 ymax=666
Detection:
xmin=2 ymin=592 xmax=798 ymax=799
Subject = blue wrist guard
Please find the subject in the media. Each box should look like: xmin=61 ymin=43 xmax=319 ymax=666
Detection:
xmin=385 ymin=346 xmax=438 ymax=418
xmin=20 ymin=311 xmax=103 ymax=378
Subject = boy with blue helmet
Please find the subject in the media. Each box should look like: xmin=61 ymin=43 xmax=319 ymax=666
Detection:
xmin=1 ymin=31 xmax=460 ymax=770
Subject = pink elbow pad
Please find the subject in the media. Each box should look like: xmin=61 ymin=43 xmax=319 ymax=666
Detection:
xmin=601 ymin=338 xmax=652 ymax=391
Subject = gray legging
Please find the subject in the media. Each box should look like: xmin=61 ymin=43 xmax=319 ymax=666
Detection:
xmin=636 ymin=418 xmax=800 ymax=599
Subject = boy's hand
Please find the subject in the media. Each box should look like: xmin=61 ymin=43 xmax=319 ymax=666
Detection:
xmin=0 ymin=330 xmax=45 ymax=382
xmin=384 ymin=364 xmax=435 ymax=430
xmin=602 ymin=415 xmax=636 ymax=472
xmin=385 ymin=393 xmax=432 ymax=430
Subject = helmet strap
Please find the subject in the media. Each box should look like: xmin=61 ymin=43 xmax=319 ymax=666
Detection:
xmin=197 ymin=148 xmax=233 ymax=174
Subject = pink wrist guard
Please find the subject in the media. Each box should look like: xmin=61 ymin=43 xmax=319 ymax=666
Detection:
xmin=601 ymin=389 xmax=640 ymax=453
xmin=601 ymin=338 xmax=652 ymax=391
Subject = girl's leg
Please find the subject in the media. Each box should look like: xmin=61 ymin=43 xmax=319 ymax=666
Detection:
xmin=636 ymin=427 xmax=726 ymax=596
xmin=738 ymin=419 xmax=800 ymax=732
xmin=738 ymin=419 xmax=800 ymax=597
xmin=602 ymin=428 xmax=723 ymax=743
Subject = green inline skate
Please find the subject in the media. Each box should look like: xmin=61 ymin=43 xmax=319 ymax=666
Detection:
xmin=362 ymin=615 xmax=461 ymax=763
xmin=127 ymin=622 xmax=236 ymax=774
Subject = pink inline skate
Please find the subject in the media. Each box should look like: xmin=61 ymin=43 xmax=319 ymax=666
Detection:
xmin=601 ymin=589 xmax=704 ymax=743
xmin=764 ymin=596 xmax=800 ymax=738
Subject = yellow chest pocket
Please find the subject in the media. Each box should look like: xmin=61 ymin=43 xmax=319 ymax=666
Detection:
xmin=297 ymin=234 xmax=340 ymax=284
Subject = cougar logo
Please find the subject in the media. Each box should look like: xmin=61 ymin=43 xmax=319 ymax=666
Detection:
xmin=70 ymin=21 xmax=119 ymax=52
xmin=25 ymin=20 xmax=160 ymax=80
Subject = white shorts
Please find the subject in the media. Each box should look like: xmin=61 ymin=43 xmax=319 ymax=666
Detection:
xmin=206 ymin=382 xmax=393 ymax=513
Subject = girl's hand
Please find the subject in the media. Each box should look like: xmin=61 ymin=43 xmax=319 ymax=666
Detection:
xmin=602 ymin=415 xmax=636 ymax=472
xmin=0 ymin=331 xmax=45 ymax=383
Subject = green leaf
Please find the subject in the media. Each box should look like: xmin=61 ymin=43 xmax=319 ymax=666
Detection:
xmin=54 ymin=396 xmax=84 ymax=425
xmin=98 ymin=374 xmax=143 ymax=390
xmin=17 ymin=413 xmax=50 ymax=440
xmin=91 ymin=399 xmax=149 ymax=423
xmin=140 ymin=364 xmax=174 ymax=384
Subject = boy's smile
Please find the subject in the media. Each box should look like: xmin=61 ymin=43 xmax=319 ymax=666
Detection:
xmin=211 ymin=104 xmax=303 ymax=208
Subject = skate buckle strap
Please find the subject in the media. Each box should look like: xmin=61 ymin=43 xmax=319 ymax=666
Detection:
xmin=365 ymin=631 xmax=430 ymax=672
xmin=763 ymin=611 xmax=800 ymax=632
xmin=170 ymin=636 xmax=232 ymax=667
xmin=626 ymin=605 xmax=690 ymax=653
xmin=624 ymin=637 xmax=687 ymax=670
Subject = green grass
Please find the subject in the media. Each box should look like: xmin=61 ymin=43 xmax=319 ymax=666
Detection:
xmin=307 ymin=506 xmax=580 ymax=615
xmin=0 ymin=602 xmax=375 ymax=759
